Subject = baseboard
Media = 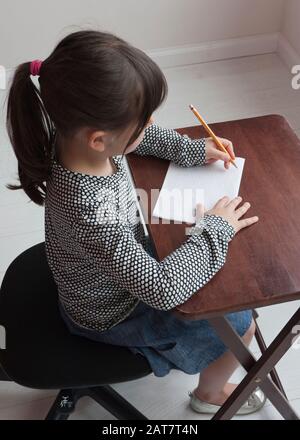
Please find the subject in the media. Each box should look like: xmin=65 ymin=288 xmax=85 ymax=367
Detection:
xmin=277 ymin=33 xmax=300 ymax=70
xmin=146 ymin=33 xmax=279 ymax=69
xmin=2 ymin=32 xmax=296 ymax=88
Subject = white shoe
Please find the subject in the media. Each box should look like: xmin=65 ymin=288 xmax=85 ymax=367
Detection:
xmin=188 ymin=388 xmax=266 ymax=415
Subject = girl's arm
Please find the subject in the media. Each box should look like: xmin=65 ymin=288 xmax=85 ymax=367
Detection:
xmin=73 ymin=204 xmax=235 ymax=311
xmin=134 ymin=123 xmax=206 ymax=167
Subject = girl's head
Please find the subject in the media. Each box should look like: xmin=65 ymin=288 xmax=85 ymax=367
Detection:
xmin=6 ymin=30 xmax=168 ymax=205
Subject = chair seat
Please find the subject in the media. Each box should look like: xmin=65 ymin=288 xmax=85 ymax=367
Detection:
xmin=0 ymin=243 xmax=152 ymax=389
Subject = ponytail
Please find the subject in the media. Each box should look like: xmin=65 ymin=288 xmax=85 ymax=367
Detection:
xmin=5 ymin=30 xmax=168 ymax=206
xmin=6 ymin=62 xmax=55 ymax=206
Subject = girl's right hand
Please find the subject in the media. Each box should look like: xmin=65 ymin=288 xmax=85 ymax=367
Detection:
xmin=195 ymin=196 xmax=259 ymax=234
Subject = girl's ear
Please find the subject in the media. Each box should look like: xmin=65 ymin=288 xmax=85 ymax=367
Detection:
xmin=88 ymin=130 xmax=108 ymax=153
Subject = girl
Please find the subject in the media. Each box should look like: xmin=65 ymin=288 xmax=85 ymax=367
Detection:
xmin=6 ymin=30 xmax=265 ymax=415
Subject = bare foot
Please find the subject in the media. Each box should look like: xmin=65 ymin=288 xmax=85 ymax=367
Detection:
xmin=193 ymin=382 xmax=238 ymax=406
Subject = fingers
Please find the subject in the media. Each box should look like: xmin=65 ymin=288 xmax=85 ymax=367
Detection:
xmin=216 ymin=137 xmax=235 ymax=161
xmin=225 ymin=143 xmax=236 ymax=161
xmin=215 ymin=196 xmax=230 ymax=207
xmin=215 ymin=150 xmax=231 ymax=163
xmin=218 ymin=137 xmax=235 ymax=159
xmin=227 ymin=195 xmax=243 ymax=209
xmin=238 ymin=216 xmax=259 ymax=229
xmin=235 ymin=201 xmax=251 ymax=218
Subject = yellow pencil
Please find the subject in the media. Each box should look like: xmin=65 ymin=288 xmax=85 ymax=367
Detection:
xmin=189 ymin=104 xmax=238 ymax=169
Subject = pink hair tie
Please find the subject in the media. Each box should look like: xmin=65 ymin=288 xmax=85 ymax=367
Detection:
xmin=30 ymin=60 xmax=43 ymax=76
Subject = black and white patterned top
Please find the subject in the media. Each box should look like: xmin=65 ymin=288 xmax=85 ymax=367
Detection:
xmin=45 ymin=124 xmax=235 ymax=331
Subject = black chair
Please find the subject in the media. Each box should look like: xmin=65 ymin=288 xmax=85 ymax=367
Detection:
xmin=0 ymin=242 xmax=152 ymax=420
xmin=0 ymin=242 xmax=287 ymax=420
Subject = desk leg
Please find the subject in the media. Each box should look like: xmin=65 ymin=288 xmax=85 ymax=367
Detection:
xmin=252 ymin=309 xmax=287 ymax=398
xmin=208 ymin=307 xmax=300 ymax=420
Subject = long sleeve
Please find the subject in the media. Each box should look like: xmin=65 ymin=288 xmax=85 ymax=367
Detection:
xmin=73 ymin=205 xmax=235 ymax=311
xmin=134 ymin=123 xmax=206 ymax=167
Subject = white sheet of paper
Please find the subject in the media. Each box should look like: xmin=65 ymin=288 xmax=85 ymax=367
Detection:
xmin=152 ymin=157 xmax=245 ymax=223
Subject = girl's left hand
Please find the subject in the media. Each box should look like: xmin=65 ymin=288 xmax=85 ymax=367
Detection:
xmin=204 ymin=137 xmax=236 ymax=170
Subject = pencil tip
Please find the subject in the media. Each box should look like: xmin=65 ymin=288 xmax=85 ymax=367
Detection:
xmin=189 ymin=104 xmax=193 ymax=110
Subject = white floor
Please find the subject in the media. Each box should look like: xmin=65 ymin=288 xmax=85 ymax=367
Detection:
xmin=0 ymin=53 xmax=300 ymax=420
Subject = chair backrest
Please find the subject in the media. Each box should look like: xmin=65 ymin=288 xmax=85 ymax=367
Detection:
xmin=0 ymin=243 xmax=151 ymax=389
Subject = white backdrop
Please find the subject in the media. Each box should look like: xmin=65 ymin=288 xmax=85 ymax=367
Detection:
xmin=0 ymin=0 xmax=285 ymax=67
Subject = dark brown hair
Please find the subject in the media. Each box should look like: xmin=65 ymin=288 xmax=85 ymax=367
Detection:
xmin=6 ymin=30 xmax=168 ymax=205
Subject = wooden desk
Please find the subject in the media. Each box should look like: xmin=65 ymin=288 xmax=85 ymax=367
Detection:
xmin=127 ymin=114 xmax=300 ymax=420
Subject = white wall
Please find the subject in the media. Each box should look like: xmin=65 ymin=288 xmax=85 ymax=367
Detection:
xmin=0 ymin=0 xmax=284 ymax=68
xmin=281 ymin=0 xmax=300 ymax=57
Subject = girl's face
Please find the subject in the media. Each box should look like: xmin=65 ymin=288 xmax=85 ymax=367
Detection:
xmin=83 ymin=116 xmax=154 ymax=159
xmin=109 ymin=116 xmax=154 ymax=156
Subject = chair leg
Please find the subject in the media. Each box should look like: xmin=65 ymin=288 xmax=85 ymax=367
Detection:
xmin=46 ymin=389 xmax=81 ymax=420
xmin=46 ymin=385 xmax=148 ymax=420
xmin=252 ymin=309 xmax=287 ymax=398
xmin=86 ymin=385 xmax=149 ymax=420
xmin=0 ymin=364 xmax=11 ymax=382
